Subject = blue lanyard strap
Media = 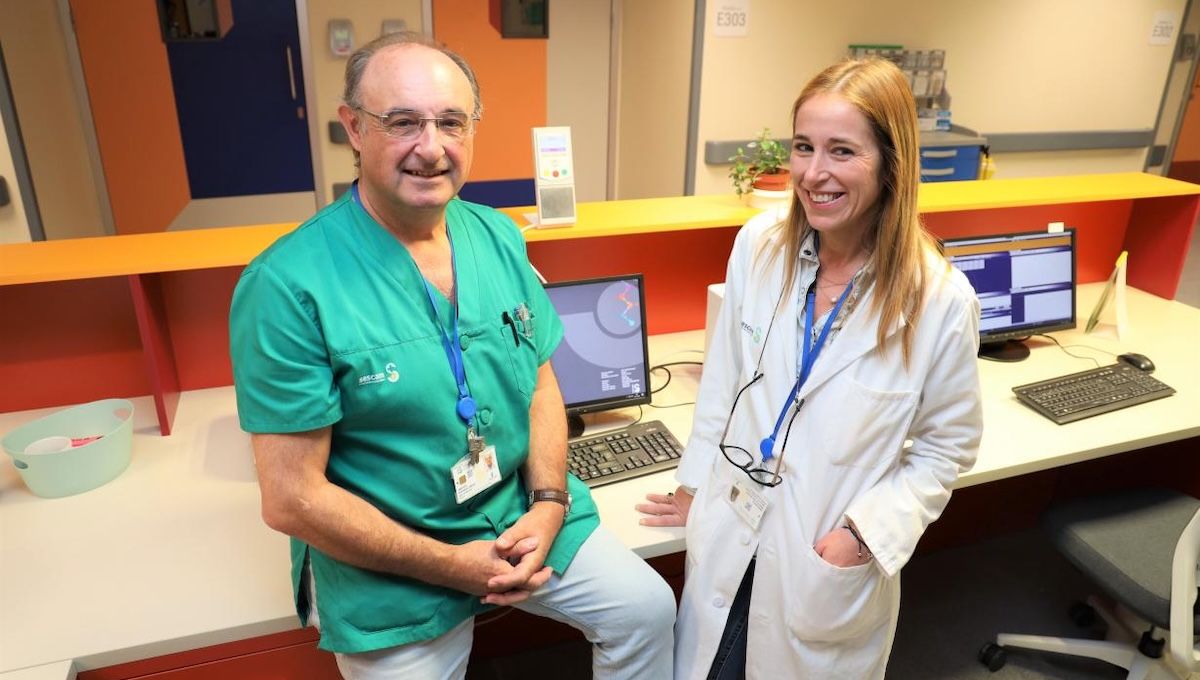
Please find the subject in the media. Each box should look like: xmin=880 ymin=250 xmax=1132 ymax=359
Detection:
xmin=759 ymin=281 xmax=853 ymax=461
xmin=419 ymin=244 xmax=477 ymax=428
xmin=355 ymin=184 xmax=477 ymax=427
xmin=422 ymin=278 xmax=476 ymax=427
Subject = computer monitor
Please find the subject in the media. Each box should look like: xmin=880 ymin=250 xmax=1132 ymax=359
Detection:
xmin=543 ymin=274 xmax=651 ymax=438
xmin=942 ymin=230 xmax=1076 ymax=362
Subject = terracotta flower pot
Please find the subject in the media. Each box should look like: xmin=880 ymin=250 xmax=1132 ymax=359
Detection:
xmin=753 ymin=170 xmax=791 ymax=192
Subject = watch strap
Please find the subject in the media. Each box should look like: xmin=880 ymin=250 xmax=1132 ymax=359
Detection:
xmin=528 ymin=488 xmax=571 ymax=512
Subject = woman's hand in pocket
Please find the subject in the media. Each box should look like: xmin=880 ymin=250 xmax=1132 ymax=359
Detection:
xmin=635 ymin=486 xmax=694 ymax=527
xmin=814 ymin=525 xmax=872 ymax=568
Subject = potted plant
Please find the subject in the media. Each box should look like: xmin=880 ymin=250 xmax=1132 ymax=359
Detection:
xmin=728 ymin=128 xmax=791 ymax=199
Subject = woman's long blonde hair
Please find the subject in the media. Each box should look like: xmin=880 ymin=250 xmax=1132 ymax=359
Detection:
xmin=769 ymin=57 xmax=938 ymax=365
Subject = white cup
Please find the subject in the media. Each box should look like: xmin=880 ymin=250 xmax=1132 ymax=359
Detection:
xmin=23 ymin=436 xmax=72 ymax=455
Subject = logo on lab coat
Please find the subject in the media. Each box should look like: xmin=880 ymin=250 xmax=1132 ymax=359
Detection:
xmin=740 ymin=322 xmax=763 ymax=344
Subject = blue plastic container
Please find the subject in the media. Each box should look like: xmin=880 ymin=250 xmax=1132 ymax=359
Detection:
xmin=1 ymin=399 xmax=134 ymax=498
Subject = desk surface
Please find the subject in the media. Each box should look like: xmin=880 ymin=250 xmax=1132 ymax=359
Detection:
xmin=1 ymin=284 xmax=1197 ymax=675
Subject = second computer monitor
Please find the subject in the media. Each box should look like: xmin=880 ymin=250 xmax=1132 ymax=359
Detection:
xmin=544 ymin=274 xmax=651 ymax=437
xmin=942 ymin=230 xmax=1076 ymax=362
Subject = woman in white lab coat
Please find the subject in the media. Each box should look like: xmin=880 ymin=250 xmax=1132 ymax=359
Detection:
xmin=637 ymin=58 xmax=983 ymax=679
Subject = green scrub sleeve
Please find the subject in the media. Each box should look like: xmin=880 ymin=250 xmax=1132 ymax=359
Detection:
xmin=229 ymin=263 xmax=343 ymax=433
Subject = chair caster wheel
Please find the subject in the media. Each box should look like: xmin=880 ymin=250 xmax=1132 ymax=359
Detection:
xmin=978 ymin=642 xmax=1007 ymax=672
xmin=1138 ymin=630 xmax=1165 ymax=658
xmin=1068 ymin=601 xmax=1098 ymax=628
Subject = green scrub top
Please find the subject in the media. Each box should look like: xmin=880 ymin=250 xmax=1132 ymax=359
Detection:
xmin=229 ymin=192 xmax=600 ymax=653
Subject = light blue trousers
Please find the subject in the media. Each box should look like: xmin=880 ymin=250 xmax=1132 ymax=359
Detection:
xmin=312 ymin=525 xmax=677 ymax=680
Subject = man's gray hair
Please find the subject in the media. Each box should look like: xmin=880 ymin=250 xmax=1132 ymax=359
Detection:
xmin=342 ymin=31 xmax=483 ymax=118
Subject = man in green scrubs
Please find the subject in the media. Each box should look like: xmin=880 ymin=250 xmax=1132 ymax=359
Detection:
xmin=229 ymin=31 xmax=674 ymax=680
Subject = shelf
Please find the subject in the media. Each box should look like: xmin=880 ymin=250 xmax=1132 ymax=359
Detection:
xmin=917 ymin=172 xmax=1200 ymax=213
xmin=0 ymin=223 xmax=294 ymax=287
xmin=501 ymin=194 xmax=757 ymax=240
xmin=5 ymin=174 xmax=1196 ymax=287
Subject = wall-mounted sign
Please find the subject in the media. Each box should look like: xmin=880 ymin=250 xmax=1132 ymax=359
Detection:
xmin=1150 ymin=10 xmax=1180 ymax=46
xmin=329 ymin=19 xmax=354 ymax=57
xmin=713 ymin=0 xmax=749 ymax=38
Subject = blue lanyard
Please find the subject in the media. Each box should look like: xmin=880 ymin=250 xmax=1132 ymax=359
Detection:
xmin=421 ymin=275 xmax=477 ymax=428
xmin=758 ymin=281 xmax=853 ymax=461
xmin=352 ymin=184 xmax=477 ymax=429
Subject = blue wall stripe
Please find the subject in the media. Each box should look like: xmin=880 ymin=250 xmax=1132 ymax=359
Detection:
xmin=458 ymin=178 xmax=535 ymax=208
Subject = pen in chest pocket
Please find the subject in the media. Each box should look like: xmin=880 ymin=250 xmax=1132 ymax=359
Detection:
xmin=501 ymin=311 xmax=520 ymax=346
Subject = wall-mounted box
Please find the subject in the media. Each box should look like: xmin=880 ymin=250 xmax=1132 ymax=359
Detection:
xmin=500 ymin=0 xmax=548 ymax=38
xmin=157 ymin=0 xmax=234 ymax=42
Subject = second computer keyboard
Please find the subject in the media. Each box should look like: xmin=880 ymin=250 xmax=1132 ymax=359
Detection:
xmin=1012 ymin=362 xmax=1175 ymax=425
xmin=567 ymin=420 xmax=683 ymax=488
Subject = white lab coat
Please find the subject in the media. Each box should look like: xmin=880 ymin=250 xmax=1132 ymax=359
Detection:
xmin=674 ymin=211 xmax=983 ymax=680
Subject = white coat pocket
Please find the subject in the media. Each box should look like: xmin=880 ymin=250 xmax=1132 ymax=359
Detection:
xmin=683 ymin=472 xmax=724 ymax=572
xmin=784 ymin=546 xmax=889 ymax=642
xmin=819 ymin=378 xmax=917 ymax=468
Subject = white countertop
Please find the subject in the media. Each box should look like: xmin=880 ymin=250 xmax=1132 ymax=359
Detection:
xmin=0 ymin=661 xmax=75 ymax=680
xmin=1 ymin=286 xmax=1196 ymax=676
xmin=963 ymin=285 xmax=1200 ymax=486
xmin=0 ymin=387 xmax=296 ymax=675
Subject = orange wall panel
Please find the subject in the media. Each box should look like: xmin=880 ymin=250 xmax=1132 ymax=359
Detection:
xmin=70 ymin=0 xmax=190 ymax=234
xmin=1173 ymin=69 xmax=1200 ymax=163
xmin=0 ymin=279 xmax=149 ymax=413
xmin=166 ymin=267 xmax=242 ymax=391
xmin=433 ymin=0 xmax=545 ymax=181
xmin=528 ymin=228 xmax=739 ymax=335
xmin=922 ymin=201 xmax=1134 ymax=287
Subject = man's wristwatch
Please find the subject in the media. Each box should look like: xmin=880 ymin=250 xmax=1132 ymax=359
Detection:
xmin=528 ymin=489 xmax=572 ymax=515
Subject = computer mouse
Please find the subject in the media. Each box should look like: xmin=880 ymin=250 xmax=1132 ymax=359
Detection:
xmin=1117 ymin=352 xmax=1155 ymax=372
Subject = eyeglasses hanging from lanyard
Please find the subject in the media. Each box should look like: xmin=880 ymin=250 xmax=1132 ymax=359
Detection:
xmin=757 ymin=280 xmax=853 ymax=462
xmin=719 ymin=276 xmax=854 ymax=487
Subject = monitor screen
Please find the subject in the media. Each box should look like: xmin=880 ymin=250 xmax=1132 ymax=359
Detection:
xmin=544 ymin=274 xmax=651 ymax=421
xmin=942 ymin=230 xmax=1076 ymax=361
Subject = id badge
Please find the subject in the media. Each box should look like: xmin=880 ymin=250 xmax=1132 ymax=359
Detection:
xmin=726 ymin=478 xmax=769 ymax=529
xmin=452 ymin=445 xmax=502 ymax=504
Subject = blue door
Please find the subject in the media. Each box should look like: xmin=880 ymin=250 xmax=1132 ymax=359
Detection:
xmin=166 ymin=0 xmax=313 ymax=198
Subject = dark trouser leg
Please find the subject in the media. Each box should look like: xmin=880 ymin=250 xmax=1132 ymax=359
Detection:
xmin=706 ymin=558 xmax=756 ymax=680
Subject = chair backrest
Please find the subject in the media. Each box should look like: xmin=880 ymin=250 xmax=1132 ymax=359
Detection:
xmin=1169 ymin=504 xmax=1200 ymax=671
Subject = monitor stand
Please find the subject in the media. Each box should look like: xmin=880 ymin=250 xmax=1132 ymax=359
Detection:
xmin=979 ymin=339 xmax=1030 ymax=362
xmin=567 ymin=413 xmax=586 ymax=439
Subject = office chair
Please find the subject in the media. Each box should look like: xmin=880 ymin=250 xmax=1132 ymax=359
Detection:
xmin=978 ymin=487 xmax=1200 ymax=679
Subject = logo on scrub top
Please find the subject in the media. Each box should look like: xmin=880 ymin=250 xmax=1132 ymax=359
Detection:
xmin=358 ymin=361 xmax=399 ymax=386
xmin=740 ymin=322 xmax=763 ymax=344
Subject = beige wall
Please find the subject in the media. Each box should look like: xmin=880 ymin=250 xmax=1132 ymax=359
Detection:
xmin=547 ymin=0 xmax=610 ymax=202
xmin=692 ymin=0 xmax=1186 ymax=195
xmin=991 ymin=149 xmax=1151 ymax=179
xmin=0 ymin=0 xmax=105 ymax=239
xmin=615 ymin=0 xmax=693 ymax=199
xmin=306 ymin=0 xmax=424 ymax=203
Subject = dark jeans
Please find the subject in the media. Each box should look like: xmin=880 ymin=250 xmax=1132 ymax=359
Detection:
xmin=706 ymin=558 xmax=756 ymax=680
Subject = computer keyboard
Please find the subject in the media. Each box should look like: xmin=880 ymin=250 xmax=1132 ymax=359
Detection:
xmin=567 ymin=420 xmax=683 ymax=488
xmin=1012 ymin=362 xmax=1175 ymax=425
